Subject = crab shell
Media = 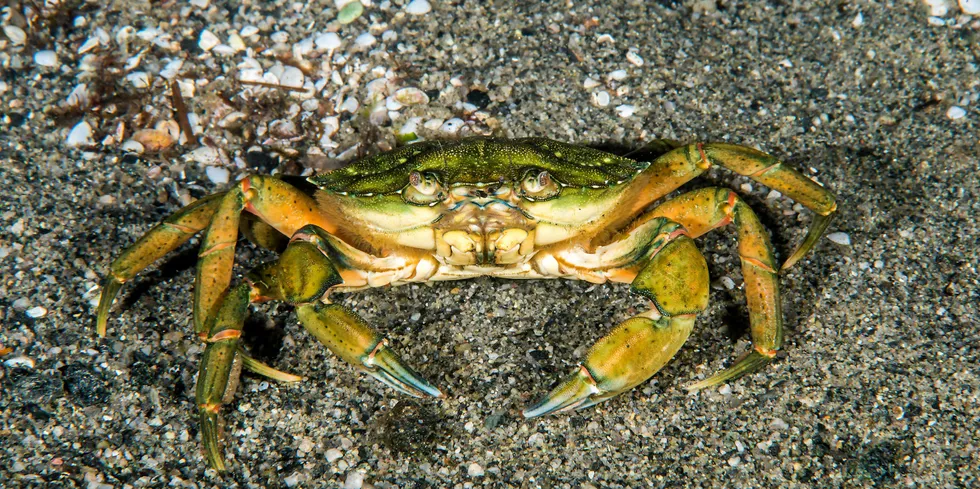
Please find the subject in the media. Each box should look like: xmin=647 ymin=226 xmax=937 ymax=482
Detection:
xmin=96 ymin=137 xmax=836 ymax=471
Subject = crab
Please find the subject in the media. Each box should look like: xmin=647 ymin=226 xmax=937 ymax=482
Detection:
xmin=96 ymin=137 xmax=836 ymax=470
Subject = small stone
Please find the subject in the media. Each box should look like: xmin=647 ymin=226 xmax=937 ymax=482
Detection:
xmin=8 ymin=219 xmax=24 ymax=236
xmin=593 ymin=90 xmax=610 ymax=107
xmin=121 ymin=139 xmax=144 ymax=153
xmin=228 ymin=33 xmax=246 ymax=52
xmin=240 ymin=26 xmax=259 ymax=37
xmin=279 ymin=66 xmax=305 ymax=88
xmin=826 ymin=232 xmax=851 ymax=246
xmin=355 ymin=32 xmax=376 ymax=47
xmin=852 ymin=12 xmax=864 ymax=27
xmin=771 ymin=418 xmax=790 ymax=430
xmin=284 ymin=472 xmax=303 ymax=488
xmin=405 ymin=0 xmax=432 ymax=15
xmin=198 ymin=29 xmax=220 ymax=51
xmin=625 ymin=51 xmax=644 ymax=66
xmin=615 ymin=104 xmax=636 ymax=117
xmin=924 ymin=0 xmax=951 ymax=16
xmin=132 ymin=129 xmax=174 ymax=153
xmin=66 ymin=121 xmax=95 ymax=147
xmin=3 ymin=25 xmax=26 ymax=45
xmin=126 ymin=71 xmax=150 ymax=88
xmin=718 ymin=384 xmax=732 ymax=396
xmin=583 ymin=77 xmax=601 ymax=89
xmin=946 ymin=106 xmax=966 ymax=120
xmin=440 ymin=118 xmax=465 ymax=134
xmin=159 ymin=59 xmax=184 ymax=80
xmin=12 ymin=298 xmax=30 ymax=311
xmin=727 ymin=456 xmax=740 ymax=467
xmin=339 ymin=97 xmax=360 ymax=113
xmin=34 ymin=50 xmax=60 ymax=68
xmin=337 ymin=1 xmax=364 ymax=24
xmin=960 ymin=0 xmax=980 ymax=15
xmin=608 ymin=69 xmax=628 ymax=81
xmin=78 ymin=37 xmax=100 ymax=54
xmin=315 ymin=32 xmax=342 ymax=50
xmin=4 ymin=356 xmax=34 ymax=369
xmin=298 ymin=438 xmax=314 ymax=454
xmin=467 ymin=463 xmax=485 ymax=477
xmin=206 ymin=166 xmax=230 ymax=185
xmin=325 ymin=448 xmax=343 ymax=462
xmin=26 ymin=306 xmax=48 ymax=318
xmin=343 ymin=471 xmax=364 ymax=489
xmin=394 ymin=87 xmax=429 ymax=105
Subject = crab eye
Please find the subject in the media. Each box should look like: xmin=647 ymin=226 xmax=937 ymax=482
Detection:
xmin=403 ymin=171 xmax=446 ymax=205
xmin=520 ymin=170 xmax=560 ymax=200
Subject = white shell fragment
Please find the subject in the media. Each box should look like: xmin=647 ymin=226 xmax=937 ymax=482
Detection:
xmin=121 ymin=140 xmax=145 ymax=153
xmin=26 ymin=306 xmax=47 ymax=318
xmin=4 ymin=356 xmax=34 ymax=369
xmin=34 ymin=50 xmax=60 ymax=68
xmin=615 ymin=104 xmax=636 ymax=117
xmin=826 ymin=232 xmax=851 ymax=246
xmin=279 ymin=66 xmax=305 ymax=88
xmin=626 ymin=51 xmax=644 ymax=66
xmin=78 ymin=36 xmax=101 ymax=54
xmin=946 ymin=106 xmax=966 ymax=120
xmin=3 ymin=25 xmax=27 ymax=45
xmin=206 ymin=166 xmax=230 ymax=185
xmin=355 ymin=32 xmax=377 ymax=47
xmin=315 ymin=32 xmax=342 ymax=50
xmin=593 ymin=90 xmax=611 ymax=107
xmin=440 ymin=118 xmax=465 ymax=134
xmin=405 ymin=0 xmax=433 ymax=15
xmin=962 ymin=0 xmax=980 ymax=15
xmin=199 ymin=29 xmax=220 ymax=51
xmin=393 ymin=87 xmax=429 ymax=105
xmin=852 ymin=12 xmax=864 ymax=27
xmin=160 ymin=59 xmax=184 ymax=80
xmin=126 ymin=71 xmax=151 ymax=88
xmin=66 ymin=121 xmax=95 ymax=147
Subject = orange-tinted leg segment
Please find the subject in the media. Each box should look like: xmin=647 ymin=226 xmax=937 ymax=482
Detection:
xmin=96 ymin=192 xmax=225 ymax=336
xmin=634 ymin=143 xmax=837 ymax=269
xmin=193 ymin=189 xmax=246 ymax=337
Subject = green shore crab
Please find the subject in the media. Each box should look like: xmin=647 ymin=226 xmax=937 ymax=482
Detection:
xmin=96 ymin=137 xmax=836 ymax=470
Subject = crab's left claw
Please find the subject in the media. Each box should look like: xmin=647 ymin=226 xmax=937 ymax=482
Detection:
xmin=297 ymin=302 xmax=444 ymax=398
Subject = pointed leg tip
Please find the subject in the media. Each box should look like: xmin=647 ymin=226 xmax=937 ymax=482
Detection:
xmin=199 ymin=410 xmax=227 ymax=472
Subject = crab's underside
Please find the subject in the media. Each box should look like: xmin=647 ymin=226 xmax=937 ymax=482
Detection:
xmin=96 ymin=137 xmax=836 ymax=470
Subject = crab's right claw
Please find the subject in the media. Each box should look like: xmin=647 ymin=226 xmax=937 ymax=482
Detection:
xmin=297 ymin=303 xmax=444 ymax=399
xmin=523 ymin=315 xmax=695 ymax=418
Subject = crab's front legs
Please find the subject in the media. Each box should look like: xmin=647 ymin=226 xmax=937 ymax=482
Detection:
xmin=197 ymin=227 xmax=442 ymax=471
xmin=249 ymin=227 xmax=444 ymax=398
xmin=524 ymin=230 xmax=709 ymax=417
